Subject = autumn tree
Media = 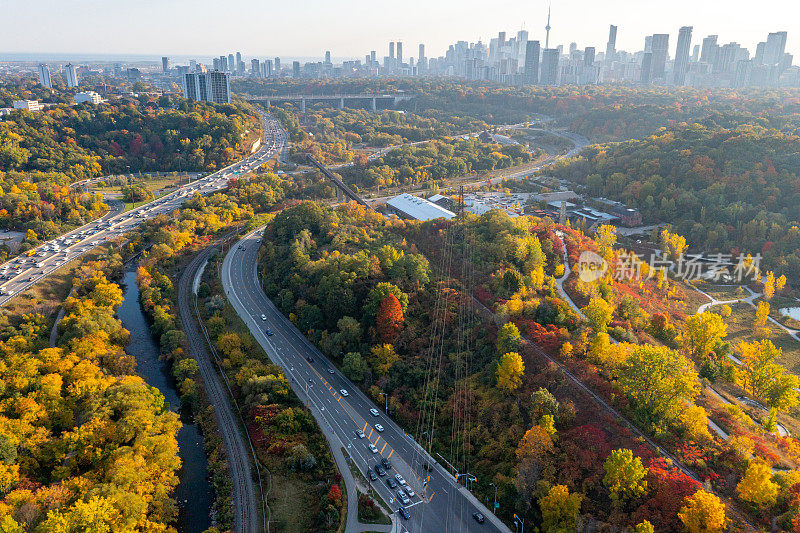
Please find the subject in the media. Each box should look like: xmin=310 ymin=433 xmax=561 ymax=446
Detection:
xmin=603 ymin=448 xmax=648 ymax=503
xmin=616 ymin=344 xmax=701 ymax=427
xmin=342 ymin=352 xmax=368 ymax=382
xmin=683 ymin=312 xmax=728 ymax=362
xmin=582 ymin=297 xmax=614 ymax=334
xmin=496 ymin=352 xmax=524 ymax=393
xmin=755 ymin=300 xmax=770 ymax=328
xmin=595 ymin=224 xmax=617 ymax=263
xmin=678 ymin=490 xmax=727 ymax=533
xmin=763 ymin=271 xmax=776 ymax=300
xmin=660 ymin=228 xmax=688 ymax=262
xmin=376 ymin=293 xmax=404 ymax=342
xmin=496 ymin=322 xmax=521 ymax=355
xmin=539 ymin=485 xmax=583 ymax=533
xmin=370 ymin=344 xmax=398 ymax=377
xmin=738 ymin=339 xmax=799 ymax=412
xmin=737 ymin=460 xmax=779 ymax=507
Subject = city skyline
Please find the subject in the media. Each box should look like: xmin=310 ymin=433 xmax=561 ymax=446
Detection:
xmin=4 ymin=0 xmax=799 ymax=60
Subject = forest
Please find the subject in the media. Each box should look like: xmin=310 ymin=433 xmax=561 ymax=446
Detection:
xmin=0 ymin=252 xmax=183 ymax=532
xmin=0 ymin=91 xmax=259 ymax=180
xmin=549 ymin=120 xmax=800 ymax=277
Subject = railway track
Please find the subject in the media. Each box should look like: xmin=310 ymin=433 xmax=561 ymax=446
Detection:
xmin=177 ymin=244 xmax=261 ymax=533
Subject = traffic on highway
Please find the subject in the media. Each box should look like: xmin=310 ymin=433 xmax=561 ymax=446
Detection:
xmin=223 ymin=229 xmax=509 ymax=533
xmin=0 ymin=112 xmax=286 ymax=307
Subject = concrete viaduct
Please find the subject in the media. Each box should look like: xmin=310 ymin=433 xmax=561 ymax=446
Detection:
xmin=246 ymin=93 xmax=412 ymax=113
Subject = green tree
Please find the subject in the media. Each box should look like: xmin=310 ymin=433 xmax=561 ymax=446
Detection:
xmin=582 ymin=297 xmax=614 ymax=334
xmin=342 ymin=352 xmax=368 ymax=382
xmin=496 ymin=322 xmax=521 ymax=355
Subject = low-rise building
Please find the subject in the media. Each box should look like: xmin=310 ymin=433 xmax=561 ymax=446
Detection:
xmin=74 ymin=91 xmax=103 ymax=104
xmin=12 ymin=99 xmax=43 ymax=111
xmin=385 ymin=193 xmax=455 ymax=221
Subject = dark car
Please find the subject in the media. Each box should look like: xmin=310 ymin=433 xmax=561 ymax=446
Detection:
xmin=375 ymin=465 xmax=386 ymax=476
xmin=368 ymin=468 xmax=377 ymax=481
xmin=381 ymin=458 xmax=392 ymax=470
xmin=386 ymin=478 xmax=397 ymax=489
xmin=398 ymin=507 xmax=410 ymax=520
xmin=265 ymin=328 xmax=273 ymax=336
xmin=306 ymin=356 xmax=314 ymax=363
xmin=473 ymin=512 xmax=485 ymax=524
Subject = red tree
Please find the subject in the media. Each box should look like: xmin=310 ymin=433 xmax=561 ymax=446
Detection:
xmin=327 ymin=484 xmax=342 ymax=504
xmin=377 ymin=294 xmax=404 ymax=342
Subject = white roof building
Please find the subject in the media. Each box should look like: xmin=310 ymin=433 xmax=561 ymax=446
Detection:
xmin=74 ymin=91 xmax=103 ymax=105
xmin=12 ymin=100 xmax=42 ymax=111
xmin=385 ymin=193 xmax=456 ymax=221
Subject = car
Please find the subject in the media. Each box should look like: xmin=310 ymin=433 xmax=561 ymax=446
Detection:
xmin=260 ymin=314 xmax=267 ymax=321
xmin=368 ymin=469 xmax=377 ymax=481
xmin=422 ymin=462 xmax=432 ymax=471
xmin=473 ymin=512 xmax=486 ymax=524
xmin=265 ymin=328 xmax=273 ymax=336
xmin=355 ymin=429 xmax=365 ymax=439
xmin=340 ymin=389 xmax=349 ymax=397
xmin=398 ymin=506 xmax=410 ymax=520
xmin=368 ymin=443 xmax=378 ymax=454
xmin=327 ymin=367 xmax=335 ymax=374
xmin=306 ymin=356 xmax=314 ymax=363
xmin=386 ymin=478 xmax=397 ymax=489
xmin=374 ymin=424 xmax=384 ymax=432
xmin=397 ymin=491 xmax=410 ymax=505
xmin=375 ymin=465 xmax=386 ymax=476
xmin=394 ymin=474 xmax=406 ymax=485
xmin=369 ymin=408 xmax=379 ymax=417
xmin=404 ymin=486 xmax=415 ymax=497
xmin=381 ymin=458 xmax=392 ymax=470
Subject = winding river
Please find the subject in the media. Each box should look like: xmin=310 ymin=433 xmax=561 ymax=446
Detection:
xmin=117 ymin=268 xmax=213 ymax=533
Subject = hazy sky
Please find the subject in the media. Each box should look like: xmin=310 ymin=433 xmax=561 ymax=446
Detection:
xmin=3 ymin=0 xmax=798 ymax=60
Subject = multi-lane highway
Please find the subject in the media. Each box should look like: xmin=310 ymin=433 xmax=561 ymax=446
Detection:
xmin=0 ymin=111 xmax=286 ymax=307
xmin=222 ymin=228 xmax=511 ymax=533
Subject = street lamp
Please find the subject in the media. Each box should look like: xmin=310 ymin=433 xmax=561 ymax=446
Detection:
xmin=378 ymin=392 xmax=388 ymax=413
xmin=489 ymin=482 xmax=498 ymax=512
xmin=514 ymin=514 xmax=525 ymax=533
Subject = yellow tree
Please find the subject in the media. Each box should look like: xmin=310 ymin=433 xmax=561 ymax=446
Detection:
xmin=603 ymin=448 xmax=648 ymax=502
xmin=496 ymin=352 xmax=524 ymax=393
xmin=683 ymin=312 xmax=727 ymax=362
xmin=736 ymin=460 xmax=778 ymax=507
xmin=582 ymin=297 xmax=614 ymax=334
xmin=660 ymin=228 xmax=688 ymax=262
xmin=539 ymin=485 xmax=583 ymax=533
xmin=763 ymin=271 xmax=775 ymax=300
xmin=678 ymin=490 xmax=727 ymax=533
xmin=594 ymin=225 xmax=617 ymax=263
xmin=755 ymin=301 xmax=770 ymax=328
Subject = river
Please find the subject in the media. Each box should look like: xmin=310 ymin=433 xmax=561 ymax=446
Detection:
xmin=117 ymin=268 xmax=213 ymax=533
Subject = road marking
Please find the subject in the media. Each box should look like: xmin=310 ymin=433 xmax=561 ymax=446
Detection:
xmin=427 ymin=490 xmax=436 ymax=502
xmin=363 ymin=421 xmax=368 ymax=432
xmin=388 ymin=449 xmax=393 ymax=459
xmin=367 ymin=428 xmax=374 ymax=440
xmin=381 ymin=442 xmax=387 ymax=454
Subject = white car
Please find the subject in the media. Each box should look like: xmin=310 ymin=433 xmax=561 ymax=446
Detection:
xmin=395 ymin=474 xmax=406 ymax=485
xmin=405 ymin=486 xmax=415 ymax=497
xmin=369 ymin=408 xmax=379 ymax=417
xmin=368 ymin=443 xmax=378 ymax=454
xmin=374 ymin=424 xmax=384 ymax=432
xmin=261 ymin=314 xmax=267 ymax=321
xmin=340 ymin=389 xmax=349 ymax=397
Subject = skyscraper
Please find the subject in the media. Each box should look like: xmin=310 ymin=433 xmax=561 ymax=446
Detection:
xmin=540 ymin=48 xmax=559 ymax=85
xmin=219 ymin=55 xmax=228 ymax=72
xmin=701 ymin=35 xmax=718 ymax=64
xmin=292 ymin=61 xmax=300 ymax=78
xmin=524 ymin=40 xmax=541 ymax=83
xmin=228 ymin=54 xmax=235 ymax=73
xmin=673 ymin=26 xmax=693 ymax=85
xmin=651 ymin=34 xmax=670 ymax=80
xmin=274 ymin=58 xmax=281 ymax=74
xmin=764 ymin=31 xmax=788 ymax=65
xmin=605 ymin=25 xmax=618 ymax=64
xmin=640 ymin=51 xmax=653 ymax=84
xmin=64 ymin=63 xmax=78 ymax=88
xmin=251 ymin=59 xmax=261 ymax=77
xmin=37 ymin=64 xmax=52 ymax=88
xmin=584 ymin=47 xmax=596 ymax=67
xmin=325 ymin=51 xmax=331 ymax=65
xmin=236 ymin=52 xmax=242 ymax=71
xmin=161 ymin=56 xmax=170 ymax=73
xmin=397 ymin=42 xmax=403 ymax=65
xmin=183 ymin=71 xmax=231 ymax=104
xmin=389 ymin=42 xmax=395 ymax=61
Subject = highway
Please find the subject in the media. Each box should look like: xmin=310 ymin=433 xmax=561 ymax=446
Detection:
xmin=0 ymin=111 xmax=287 ymax=307
xmin=222 ymin=228 xmax=512 ymax=533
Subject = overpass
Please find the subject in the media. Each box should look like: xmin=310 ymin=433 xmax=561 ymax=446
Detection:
xmin=247 ymin=93 xmax=412 ymax=112
xmin=307 ymin=155 xmax=372 ymax=208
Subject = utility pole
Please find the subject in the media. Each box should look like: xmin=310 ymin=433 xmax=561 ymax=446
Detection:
xmin=514 ymin=513 xmax=525 ymax=533
xmin=489 ymin=482 xmax=498 ymax=511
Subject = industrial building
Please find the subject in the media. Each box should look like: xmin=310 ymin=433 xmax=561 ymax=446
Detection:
xmin=385 ymin=193 xmax=456 ymax=221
